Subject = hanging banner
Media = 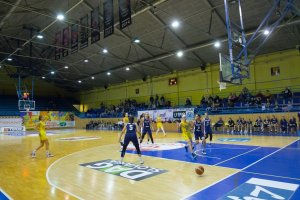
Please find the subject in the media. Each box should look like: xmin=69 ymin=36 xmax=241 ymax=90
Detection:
xmin=54 ymin=31 xmax=62 ymax=60
xmin=118 ymin=0 xmax=132 ymax=29
xmin=62 ymin=26 xmax=69 ymax=57
xmin=80 ymin=14 xmax=89 ymax=49
xmin=103 ymin=0 xmax=114 ymax=38
xmin=71 ymin=22 xmax=79 ymax=54
xmin=91 ymin=7 xmax=100 ymax=43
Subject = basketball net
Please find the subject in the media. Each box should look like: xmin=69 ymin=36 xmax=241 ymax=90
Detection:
xmin=217 ymin=81 xmax=227 ymax=91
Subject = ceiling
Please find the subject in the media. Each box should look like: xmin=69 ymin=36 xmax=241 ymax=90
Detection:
xmin=0 ymin=0 xmax=299 ymax=91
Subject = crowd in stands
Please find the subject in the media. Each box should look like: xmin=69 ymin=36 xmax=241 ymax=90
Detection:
xmin=213 ymin=115 xmax=298 ymax=135
xmin=199 ymin=87 xmax=296 ymax=112
xmin=84 ymin=87 xmax=299 ymax=118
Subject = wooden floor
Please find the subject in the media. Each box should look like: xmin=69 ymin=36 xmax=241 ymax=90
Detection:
xmin=0 ymin=129 xmax=298 ymax=200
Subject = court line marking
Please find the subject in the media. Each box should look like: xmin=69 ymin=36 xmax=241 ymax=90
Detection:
xmin=213 ymin=146 xmax=262 ymax=166
xmin=181 ymin=139 xmax=299 ymax=200
xmin=0 ymin=188 xmax=12 ymax=200
xmin=241 ymin=171 xmax=300 ymax=181
xmin=46 ymin=143 xmax=117 ymax=200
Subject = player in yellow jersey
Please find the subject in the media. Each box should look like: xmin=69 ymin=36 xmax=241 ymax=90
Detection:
xmin=156 ymin=114 xmax=166 ymax=136
xmin=123 ymin=113 xmax=129 ymax=125
xmin=31 ymin=115 xmax=54 ymax=158
xmin=178 ymin=115 xmax=196 ymax=158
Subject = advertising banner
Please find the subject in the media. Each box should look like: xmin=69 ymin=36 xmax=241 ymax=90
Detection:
xmin=103 ymin=0 xmax=114 ymax=37
xmin=118 ymin=0 xmax=132 ymax=29
xmin=71 ymin=22 xmax=79 ymax=54
xmin=138 ymin=108 xmax=194 ymax=121
xmin=20 ymin=111 xmax=75 ymax=130
xmin=91 ymin=7 xmax=100 ymax=43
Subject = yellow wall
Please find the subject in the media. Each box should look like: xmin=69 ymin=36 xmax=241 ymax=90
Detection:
xmin=0 ymin=70 xmax=72 ymax=97
xmin=80 ymin=49 xmax=300 ymax=108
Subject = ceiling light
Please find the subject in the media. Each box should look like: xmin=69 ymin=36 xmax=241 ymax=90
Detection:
xmin=51 ymin=71 xmax=55 ymax=74
xmin=91 ymin=76 xmax=95 ymax=80
xmin=107 ymin=72 xmax=111 ymax=76
xmin=42 ymin=76 xmax=45 ymax=79
xmin=214 ymin=41 xmax=221 ymax=48
xmin=263 ymin=29 xmax=270 ymax=35
xmin=102 ymin=49 xmax=108 ymax=53
xmin=37 ymin=34 xmax=43 ymax=39
xmin=64 ymin=66 xmax=68 ymax=69
xmin=134 ymin=39 xmax=140 ymax=43
xmin=56 ymin=14 xmax=65 ymax=21
xmin=78 ymin=80 xmax=82 ymax=83
xmin=7 ymin=58 xmax=12 ymax=61
xmin=84 ymin=59 xmax=89 ymax=63
xmin=171 ymin=20 xmax=180 ymax=28
xmin=126 ymin=67 xmax=130 ymax=71
xmin=176 ymin=51 xmax=183 ymax=57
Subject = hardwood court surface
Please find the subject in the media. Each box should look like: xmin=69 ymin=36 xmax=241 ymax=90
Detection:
xmin=0 ymin=129 xmax=298 ymax=199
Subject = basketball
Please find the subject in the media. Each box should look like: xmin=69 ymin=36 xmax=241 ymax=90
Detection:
xmin=195 ymin=165 xmax=204 ymax=175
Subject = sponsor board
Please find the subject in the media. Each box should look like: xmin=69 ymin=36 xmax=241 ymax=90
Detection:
xmin=138 ymin=108 xmax=194 ymax=121
xmin=0 ymin=126 xmax=26 ymax=132
xmin=127 ymin=142 xmax=185 ymax=151
xmin=81 ymin=159 xmax=167 ymax=181
xmin=217 ymin=138 xmax=251 ymax=142
xmin=219 ymin=178 xmax=299 ymax=200
xmin=57 ymin=136 xmax=101 ymax=141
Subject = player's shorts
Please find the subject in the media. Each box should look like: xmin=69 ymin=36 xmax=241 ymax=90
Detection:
xmin=182 ymin=132 xmax=192 ymax=141
xmin=39 ymin=132 xmax=48 ymax=141
xmin=157 ymin=123 xmax=163 ymax=129
xmin=143 ymin=128 xmax=152 ymax=134
xmin=204 ymin=128 xmax=212 ymax=134
xmin=194 ymin=131 xmax=207 ymax=140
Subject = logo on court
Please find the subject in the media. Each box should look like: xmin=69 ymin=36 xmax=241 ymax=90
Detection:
xmin=217 ymin=138 xmax=250 ymax=142
xmin=127 ymin=142 xmax=186 ymax=151
xmin=80 ymin=159 xmax=168 ymax=181
xmin=219 ymin=177 xmax=299 ymax=200
xmin=57 ymin=136 xmax=101 ymax=141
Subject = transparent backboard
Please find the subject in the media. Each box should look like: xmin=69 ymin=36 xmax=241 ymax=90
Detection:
xmin=18 ymin=100 xmax=35 ymax=111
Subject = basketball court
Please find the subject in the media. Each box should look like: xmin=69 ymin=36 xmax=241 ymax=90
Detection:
xmin=0 ymin=0 xmax=300 ymax=199
xmin=0 ymin=130 xmax=299 ymax=199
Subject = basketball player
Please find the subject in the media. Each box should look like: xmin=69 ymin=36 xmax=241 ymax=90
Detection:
xmin=31 ymin=115 xmax=54 ymax=158
xmin=193 ymin=114 xmax=206 ymax=155
xmin=119 ymin=113 xmax=129 ymax=147
xmin=178 ymin=115 xmax=196 ymax=158
xmin=280 ymin=116 xmax=288 ymax=133
xmin=123 ymin=113 xmax=129 ymax=127
xmin=156 ymin=114 xmax=166 ymax=136
xmin=227 ymin=117 xmax=235 ymax=134
xmin=270 ymin=115 xmax=279 ymax=133
xmin=203 ymin=112 xmax=213 ymax=145
xmin=140 ymin=113 xmax=154 ymax=144
xmin=118 ymin=116 xmax=143 ymax=164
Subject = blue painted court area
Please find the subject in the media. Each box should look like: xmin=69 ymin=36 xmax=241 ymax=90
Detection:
xmin=127 ymin=143 xmax=279 ymax=169
xmin=186 ymin=140 xmax=300 ymax=200
xmin=0 ymin=190 xmax=10 ymax=200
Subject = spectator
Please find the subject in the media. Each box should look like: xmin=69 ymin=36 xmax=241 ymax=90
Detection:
xmin=185 ymin=98 xmax=192 ymax=107
xmin=200 ymin=95 xmax=208 ymax=107
xmin=155 ymin=94 xmax=159 ymax=107
xmin=160 ymin=96 xmax=165 ymax=107
xmin=150 ymin=96 xmax=154 ymax=106
xmin=214 ymin=117 xmax=224 ymax=132
xmin=254 ymin=116 xmax=263 ymax=132
xmin=282 ymin=87 xmax=293 ymax=104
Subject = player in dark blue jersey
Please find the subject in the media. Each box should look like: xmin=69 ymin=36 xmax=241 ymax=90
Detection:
xmin=140 ymin=113 xmax=154 ymax=144
xmin=270 ymin=115 xmax=278 ymax=133
xmin=289 ymin=117 xmax=297 ymax=134
xmin=280 ymin=116 xmax=288 ymax=133
xmin=118 ymin=116 xmax=143 ymax=164
xmin=193 ymin=114 xmax=206 ymax=155
xmin=203 ymin=112 xmax=213 ymax=145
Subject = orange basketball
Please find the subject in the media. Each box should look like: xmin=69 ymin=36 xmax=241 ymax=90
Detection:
xmin=195 ymin=165 xmax=204 ymax=175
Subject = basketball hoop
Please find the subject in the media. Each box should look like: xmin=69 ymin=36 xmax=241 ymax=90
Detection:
xmin=217 ymin=81 xmax=227 ymax=91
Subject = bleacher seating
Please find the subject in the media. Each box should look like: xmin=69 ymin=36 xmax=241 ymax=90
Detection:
xmin=0 ymin=96 xmax=78 ymax=116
